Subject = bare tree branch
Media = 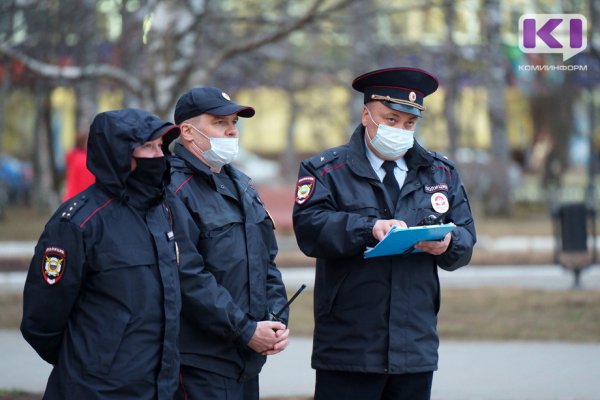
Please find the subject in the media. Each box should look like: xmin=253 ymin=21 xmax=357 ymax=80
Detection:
xmin=0 ymin=43 xmax=144 ymax=96
xmin=206 ymin=0 xmax=357 ymax=74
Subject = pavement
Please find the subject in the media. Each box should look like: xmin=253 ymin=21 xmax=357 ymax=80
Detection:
xmin=2 ymin=239 xmax=600 ymax=398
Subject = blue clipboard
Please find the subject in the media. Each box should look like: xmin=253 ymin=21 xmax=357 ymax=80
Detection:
xmin=364 ymin=223 xmax=456 ymax=259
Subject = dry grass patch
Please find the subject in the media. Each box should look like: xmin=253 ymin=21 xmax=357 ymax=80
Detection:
xmin=286 ymin=287 xmax=600 ymax=342
xmin=4 ymin=286 xmax=600 ymax=342
xmin=438 ymin=287 xmax=600 ymax=342
xmin=0 ymin=293 xmax=22 ymax=329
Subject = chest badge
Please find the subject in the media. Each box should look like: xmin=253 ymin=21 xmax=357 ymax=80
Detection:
xmin=42 ymin=246 xmax=66 ymax=285
xmin=431 ymin=192 xmax=450 ymax=213
xmin=424 ymin=183 xmax=448 ymax=193
xmin=295 ymin=176 xmax=316 ymax=205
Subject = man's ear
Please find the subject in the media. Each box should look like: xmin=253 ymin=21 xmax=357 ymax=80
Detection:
xmin=179 ymin=124 xmax=194 ymax=141
xmin=361 ymin=106 xmax=369 ymax=127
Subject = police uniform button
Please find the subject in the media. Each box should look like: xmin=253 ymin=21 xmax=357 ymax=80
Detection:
xmin=332 ymin=151 xmax=337 ymax=156
xmin=220 ymin=184 xmax=225 ymax=189
xmin=69 ymin=207 xmax=73 ymax=211
xmin=384 ymin=368 xmax=389 ymax=373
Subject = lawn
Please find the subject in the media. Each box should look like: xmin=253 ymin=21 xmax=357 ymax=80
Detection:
xmin=5 ymin=287 xmax=600 ymax=342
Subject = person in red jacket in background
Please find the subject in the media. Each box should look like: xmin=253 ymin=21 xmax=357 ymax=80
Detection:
xmin=63 ymin=132 xmax=95 ymax=201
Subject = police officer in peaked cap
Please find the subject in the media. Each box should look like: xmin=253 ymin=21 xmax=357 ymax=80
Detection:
xmin=293 ymin=67 xmax=476 ymax=400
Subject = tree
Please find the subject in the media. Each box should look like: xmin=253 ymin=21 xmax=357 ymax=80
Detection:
xmin=0 ymin=0 xmax=359 ymax=204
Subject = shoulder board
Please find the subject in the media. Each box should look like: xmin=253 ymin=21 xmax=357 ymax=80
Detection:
xmin=60 ymin=195 xmax=89 ymax=221
xmin=306 ymin=148 xmax=342 ymax=169
xmin=430 ymin=151 xmax=456 ymax=168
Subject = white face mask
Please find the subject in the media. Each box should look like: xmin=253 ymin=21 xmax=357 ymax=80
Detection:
xmin=366 ymin=108 xmax=415 ymax=159
xmin=187 ymin=124 xmax=239 ymax=168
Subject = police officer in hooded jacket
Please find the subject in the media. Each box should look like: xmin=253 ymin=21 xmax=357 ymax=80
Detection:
xmin=21 ymin=108 xmax=184 ymax=399
xmin=293 ymin=68 xmax=476 ymax=400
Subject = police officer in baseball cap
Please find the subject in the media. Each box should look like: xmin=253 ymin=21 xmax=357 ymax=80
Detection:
xmin=293 ymin=68 xmax=476 ymax=400
xmin=169 ymin=88 xmax=290 ymax=400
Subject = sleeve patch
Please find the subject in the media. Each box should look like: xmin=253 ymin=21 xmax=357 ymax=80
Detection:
xmin=295 ymin=176 xmax=316 ymax=205
xmin=42 ymin=246 xmax=66 ymax=285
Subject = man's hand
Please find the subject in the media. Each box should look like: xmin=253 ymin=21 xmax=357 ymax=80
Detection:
xmin=372 ymin=219 xmax=407 ymax=241
xmin=261 ymin=326 xmax=289 ymax=356
xmin=247 ymin=321 xmax=289 ymax=355
xmin=414 ymin=232 xmax=452 ymax=255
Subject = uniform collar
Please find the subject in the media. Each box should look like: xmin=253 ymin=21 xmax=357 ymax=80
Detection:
xmin=174 ymin=142 xmax=213 ymax=175
xmin=173 ymin=142 xmax=252 ymax=190
xmin=404 ymin=141 xmax=435 ymax=169
xmin=346 ymin=125 xmax=380 ymax=181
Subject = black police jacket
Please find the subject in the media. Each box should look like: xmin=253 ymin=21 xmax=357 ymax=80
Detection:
xmin=293 ymin=125 xmax=476 ymax=374
xmin=21 ymin=110 xmax=181 ymax=399
xmin=169 ymin=143 xmax=288 ymax=380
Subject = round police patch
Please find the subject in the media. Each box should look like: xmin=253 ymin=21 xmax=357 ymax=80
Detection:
xmin=295 ymin=176 xmax=316 ymax=205
xmin=42 ymin=246 xmax=66 ymax=285
xmin=431 ymin=193 xmax=450 ymax=213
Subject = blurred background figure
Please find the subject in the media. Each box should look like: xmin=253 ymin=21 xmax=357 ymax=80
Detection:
xmin=62 ymin=132 xmax=94 ymax=201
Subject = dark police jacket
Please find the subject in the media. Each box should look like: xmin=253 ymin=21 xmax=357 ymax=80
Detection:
xmin=293 ymin=125 xmax=476 ymax=374
xmin=169 ymin=143 xmax=288 ymax=380
xmin=21 ymin=110 xmax=181 ymax=399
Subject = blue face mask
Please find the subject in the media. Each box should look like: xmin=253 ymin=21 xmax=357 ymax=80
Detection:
xmin=366 ymin=108 xmax=415 ymax=159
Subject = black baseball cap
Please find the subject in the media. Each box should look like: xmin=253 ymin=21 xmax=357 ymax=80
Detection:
xmin=352 ymin=67 xmax=439 ymax=117
xmin=174 ymin=87 xmax=255 ymax=124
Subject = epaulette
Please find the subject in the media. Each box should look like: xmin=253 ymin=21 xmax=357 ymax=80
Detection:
xmin=430 ymin=151 xmax=456 ymax=168
xmin=307 ymin=148 xmax=342 ymax=170
xmin=60 ymin=195 xmax=89 ymax=221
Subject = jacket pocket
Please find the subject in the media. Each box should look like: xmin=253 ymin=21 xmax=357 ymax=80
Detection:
xmin=73 ymin=303 xmax=131 ymax=375
xmin=88 ymin=244 xmax=156 ymax=273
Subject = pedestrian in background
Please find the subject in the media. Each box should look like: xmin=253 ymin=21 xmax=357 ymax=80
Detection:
xmin=62 ymin=131 xmax=95 ymax=201
xmin=21 ymin=108 xmax=182 ymax=399
xmin=293 ymin=67 xmax=476 ymax=400
xmin=169 ymin=87 xmax=289 ymax=400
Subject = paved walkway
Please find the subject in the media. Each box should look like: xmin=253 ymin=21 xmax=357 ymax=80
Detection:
xmin=261 ymin=337 xmax=600 ymax=399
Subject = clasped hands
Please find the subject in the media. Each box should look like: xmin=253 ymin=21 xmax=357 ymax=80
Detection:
xmin=247 ymin=321 xmax=289 ymax=356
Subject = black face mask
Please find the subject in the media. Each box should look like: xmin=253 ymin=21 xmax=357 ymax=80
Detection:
xmin=129 ymin=157 xmax=167 ymax=188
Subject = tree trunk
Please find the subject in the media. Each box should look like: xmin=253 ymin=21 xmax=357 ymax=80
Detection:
xmin=32 ymin=84 xmax=58 ymax=212
xmin=483 ymin=0 xmax=512 ymax=215
xmin=443 ymin=2 xmax=459 ymax=160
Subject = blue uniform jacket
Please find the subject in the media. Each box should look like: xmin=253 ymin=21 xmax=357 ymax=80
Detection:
xmin=21 ymin=110 xmax=182 ymax=399
xmin=293 ymin=125 xmax=476 ymax=374
xmin=169 ymin=143 xmax=288 ymax=381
